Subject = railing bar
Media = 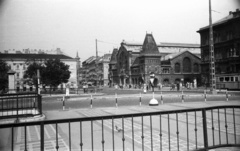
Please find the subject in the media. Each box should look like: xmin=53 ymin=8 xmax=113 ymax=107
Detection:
xmin=186 ymin=112 xmax=189 ymax=151
xmin=40 ymin=122 xmax=44 ymax=151
xmin=1 ymin=98 xmax=3 ymax=117
xmin=80 ymin=121 xmax=83 ymax=151
xmin=233 ymin=108 xmax=236 ymax=144
xmin=142 ymin=115 xmax=144 ymax=151
xmin=56 ymin=123 xmax=59 ymax=151
xmin=132 ymin=116 xmax=135 ymax=151
xmin=224 ymin=108 xmax=228 ymax=144
xmin=195 ymin=111 xmax=198 ymax=149
xmin=91 ymin=120 xmax=94 ymax=151
xmin=112 ymin=117 xmax=115 ymax=151
xmin=24 ymin=125 xmax=27 ymax=151
xmin=160 ymin=114 xmax=162 ymax=151
xmin=69 ymin=122 xmax=71 ymax=151
xmin=168 ymin=114 xmax=171 ymax=151
xmin=102 ymin=118 xmax=104 ymax=151
xmin=122 ymin=116 xmax=125 ymax=151
xmin=202 ymin=109 xmax=209 ymax=150
xmin=176 ymin=113 xmax=179 ymax=151
xmin=211 ymin=109 xmax=215 ymax=146
xmin=218 ymin=108 xmax=221 ymax=145
xmin=150 ymin=115 xmax=153 ymax=151
xmin=11 ymin=127 xmax=14 ymax=151
xmin=17 ymin=97 xmax=19 ymax=121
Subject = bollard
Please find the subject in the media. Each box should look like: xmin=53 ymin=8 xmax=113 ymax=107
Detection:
xmin=62 ymin=96 xmax=65 ymax=110
xmin=139 ymin=93 xmax=142 ymax=106
xmin=204 ymin=90 xmax=207 ymax=102
xmin=226 ymin=90 xmax=228 ymax=101
xmin=90 ymin=95 xmax=93 ymax=108
xmin=115 ymin=93 xmax=118 ymax=108
xmin=160 ymin=90 xmax=163 ymax=104
xmin=181 ymin=90 xmax=184 ymax=103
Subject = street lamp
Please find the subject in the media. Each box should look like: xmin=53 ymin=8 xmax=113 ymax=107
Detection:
xmin=149 ymin=72 xmax=159 ymax=106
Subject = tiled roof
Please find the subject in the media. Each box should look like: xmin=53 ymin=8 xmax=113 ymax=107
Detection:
xmin=0 ymin=53 xmax=73 ymax=60
xmin=161 ymin=50 xmax=200 ymax=61
xmin=198 ymin=10 xmax=240 ymax=31
xmin=109 ymin=49 xmax=118 ymax=64
xmin=131 ymin=57 xmax=140 ymax=67
xmin=140 ymin=34 xmax=160 ymax=56
xmin=158 ymin=42 xmax=200 ymax=48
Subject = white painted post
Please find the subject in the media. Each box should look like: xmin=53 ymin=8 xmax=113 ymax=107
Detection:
xmin=115 ymin=93 xmax=118 ymax=108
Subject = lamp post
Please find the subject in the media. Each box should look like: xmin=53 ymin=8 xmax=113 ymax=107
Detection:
xmin=37 ymin=69 xmax=40 ymax=94
xmin=149 ymin=72 xmax=159 ymax=106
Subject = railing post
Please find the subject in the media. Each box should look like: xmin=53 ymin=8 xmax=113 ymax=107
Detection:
xmin=17 ymin=95 xmax=19 ymax=122
xmin=38 ymin=94 xmax=42 ymax=115
xmin=202 ymin=109 xmax=209 ymax=150
xmin=181 ymin=90 xmax=184 ymax=103
xmin=90 ymin=95 xmax=93 ymax=108
xmin=40 ymin=122 xmax=44 ymax=151
xmin=139 ymin=93 xmax=142 ymax=106
xmin=204 ymin=90 xmax=207 ymax=102
xmin=226 ymin=90 xmax=228 ymax=101
xmin=115 ymin=93 xmax=118 ymax=108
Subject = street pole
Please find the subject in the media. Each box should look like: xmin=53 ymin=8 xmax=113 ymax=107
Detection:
xmin=96 ymin=39 xmax=98 ymax=86
xmin=37 ymin=69 xmax=40 ymax=95
xmin=209 ymin=0 xmax=216 ymax=94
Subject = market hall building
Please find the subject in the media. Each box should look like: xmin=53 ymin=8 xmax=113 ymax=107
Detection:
xmin=109 ymin=33 xmax=201 ymax=88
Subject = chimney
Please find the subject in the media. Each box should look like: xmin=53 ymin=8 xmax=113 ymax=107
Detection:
xmin=229 ymin=11 xmax=232 ymax=15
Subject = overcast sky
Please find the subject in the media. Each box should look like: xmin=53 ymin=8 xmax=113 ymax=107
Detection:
xmin=0 ymin=0 xmax=239 ymax=61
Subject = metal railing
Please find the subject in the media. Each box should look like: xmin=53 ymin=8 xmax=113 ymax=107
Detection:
xmin=0 ymin=105 xmax=239 ymax=151
xmin=0 ymin=92 xmax=42 ymax=119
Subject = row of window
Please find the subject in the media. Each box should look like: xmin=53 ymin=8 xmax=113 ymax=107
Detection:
xmin=202 ymin=30 xmax=234 ymax=45
xmin=174 ymin=58 xmax=199 ymax=73
xmin=217 ymin=76 xmax=239 ymax=82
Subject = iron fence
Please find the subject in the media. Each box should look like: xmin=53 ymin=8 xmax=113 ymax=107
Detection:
xmin=0 ymin=105 xmax=239 ymax=151
xmin=0 ymin=92 xmax=42 ymax=119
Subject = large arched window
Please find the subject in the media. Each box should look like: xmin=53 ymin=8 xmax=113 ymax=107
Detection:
xmin=163 ymin=79 xmax=170 ymax=86
xmin=183 ymin=57 xmax=191 ymax=73
xmin=175 ymin=63 xmax=180 ymax=73
xmin=193 ymin=63 xmax=199 ymax=73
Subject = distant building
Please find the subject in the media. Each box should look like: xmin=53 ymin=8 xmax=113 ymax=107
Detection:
xmin=109 ymin=33 xmax=201 ymax=87
xmin=0 ymin=53 xmax=80 ymax=90
xmin=197 ymin=9 xmax=240 ymax=89
xmin=0 ymin=48 xmax=65 ymax=55
xmin=81 ymin=54 xmax=111 ymax=86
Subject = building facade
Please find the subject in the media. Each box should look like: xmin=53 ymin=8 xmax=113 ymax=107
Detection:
xmin=197 ymin=9 xmax=240 ymax=89
xmin=0 ymin=53 xmax=80 ymax=90
xmin=109 ymin=33 xmax=201 ymax=87
xmin=81 ymin=54 xmax=111 ymax=86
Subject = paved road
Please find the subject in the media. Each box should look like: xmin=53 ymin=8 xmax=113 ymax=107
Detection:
xmin=42 ymin=91 xmax=240 ymax=111
xmin=1 ymin=89 xmax=240 ymax=151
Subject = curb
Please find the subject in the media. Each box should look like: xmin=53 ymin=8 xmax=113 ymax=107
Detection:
xmin=0 ymin=114 xmax=46 ymax=125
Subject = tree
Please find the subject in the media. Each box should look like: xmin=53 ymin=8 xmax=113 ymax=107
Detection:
xmin=0 ymin=59 xmax=10 ymax=92
xmin=41 ymin=59 xmax=71 ymax=88
xmin=24 ymin=59 xmax=71 ymax=89
xmin=23 ymin=62 xmax=44 ymax=90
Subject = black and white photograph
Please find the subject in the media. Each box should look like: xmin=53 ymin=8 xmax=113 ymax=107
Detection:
xmin=0 ymin=0 xmax=240 ymax=150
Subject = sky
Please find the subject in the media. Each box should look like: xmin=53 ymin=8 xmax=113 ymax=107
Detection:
xmin=0 ymin=0 xmax=239 ymax=61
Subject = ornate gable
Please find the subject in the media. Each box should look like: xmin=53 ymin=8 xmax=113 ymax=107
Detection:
xmin=140 ymin=34 xmax=160 ymax=56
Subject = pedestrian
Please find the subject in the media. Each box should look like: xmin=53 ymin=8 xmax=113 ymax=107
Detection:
xmin=170 ymin=83 xmax=175 ymax=91
xmin=177 ymin=83 xmax=180 ymax=91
